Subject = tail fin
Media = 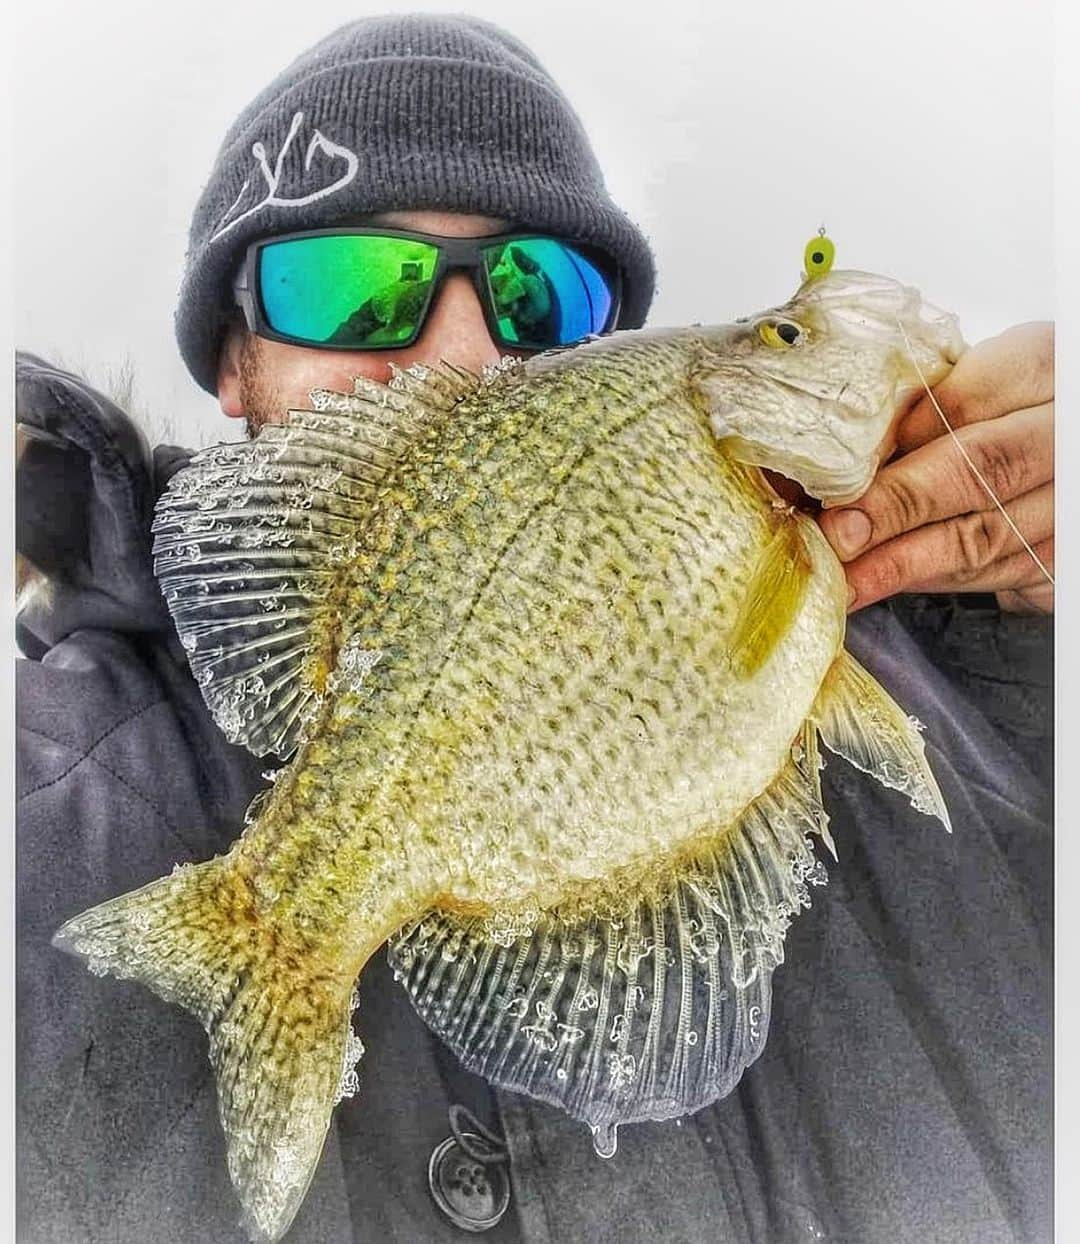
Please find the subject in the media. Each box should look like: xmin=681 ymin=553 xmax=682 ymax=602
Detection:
xmin=53 ymin=858 xmax=359 ymax=1242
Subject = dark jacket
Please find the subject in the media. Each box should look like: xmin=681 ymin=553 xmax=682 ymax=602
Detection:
xmin=16 ymin=352 xmax=1052 ymax=1243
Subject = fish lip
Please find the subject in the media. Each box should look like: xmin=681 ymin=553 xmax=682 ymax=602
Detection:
xmin=815 ymin=454 xmax=880 ymax=509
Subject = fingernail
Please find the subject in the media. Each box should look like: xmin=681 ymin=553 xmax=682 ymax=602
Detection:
xmin=846 ymin=584 xmax=858 ymax=611
xmin=826 ymin=509 xmax=871 ymax=559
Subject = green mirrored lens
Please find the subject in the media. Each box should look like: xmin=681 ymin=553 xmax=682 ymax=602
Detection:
xmin=259 ymin=235 xmax=440 ymax=347
xmin=483 ymin=238 xmax=615 ymax=347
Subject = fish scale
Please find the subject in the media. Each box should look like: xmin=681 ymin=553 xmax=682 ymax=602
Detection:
xmin=55 ymin=271 xmax=963 ymax=1242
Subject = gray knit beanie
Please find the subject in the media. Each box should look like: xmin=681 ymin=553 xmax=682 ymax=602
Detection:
xmin=176 ymin=13 xmax=656 ymax=393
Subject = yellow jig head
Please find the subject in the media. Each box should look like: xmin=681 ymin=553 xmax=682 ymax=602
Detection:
xmin=803 ymin=228 xmax=835 ymax=280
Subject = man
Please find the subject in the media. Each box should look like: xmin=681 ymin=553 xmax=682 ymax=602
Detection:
xmin=16 ymin=14 xmax=1052 ymax=1243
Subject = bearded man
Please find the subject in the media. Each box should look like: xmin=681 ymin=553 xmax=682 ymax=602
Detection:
xmin=16 ymin=14 xmax=1052 ymax=1243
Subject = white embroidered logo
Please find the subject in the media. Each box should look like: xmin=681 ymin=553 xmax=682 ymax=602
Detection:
xmin=209 ymin=110 xmax=360 ymax=244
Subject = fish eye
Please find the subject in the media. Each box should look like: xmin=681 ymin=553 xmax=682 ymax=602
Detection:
xmin=758 ymin=319 xmax=804 ymax=349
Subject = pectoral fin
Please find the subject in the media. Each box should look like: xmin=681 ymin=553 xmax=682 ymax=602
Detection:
xmin=729 ymin=519 xmax=811 ymax=679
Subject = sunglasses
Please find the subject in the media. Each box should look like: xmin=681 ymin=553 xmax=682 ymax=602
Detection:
xmin=231 ymin=227 xmax=623 ymax=354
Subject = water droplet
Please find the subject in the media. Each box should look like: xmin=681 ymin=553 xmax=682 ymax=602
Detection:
xmin=591 ymin=1122 xmax=619 ymax=1159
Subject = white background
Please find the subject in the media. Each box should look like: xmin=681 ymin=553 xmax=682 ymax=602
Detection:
xmin=13 ymin=0 xmax=1052 ymax=448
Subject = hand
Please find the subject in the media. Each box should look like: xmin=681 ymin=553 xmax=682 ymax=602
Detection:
xmin=817 ymin=321 xmax=1054 ymax=614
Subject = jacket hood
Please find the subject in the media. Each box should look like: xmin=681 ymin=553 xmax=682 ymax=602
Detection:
xmin=16 ymin=352 xmax=192 ymax=657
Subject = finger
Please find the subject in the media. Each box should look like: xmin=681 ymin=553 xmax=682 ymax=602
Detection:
xmin=845 ymin=482 xmax=1054 ymax=610
xmin=996 ymin=561 xmax=1055 ymax=613
xmin=896 ymin=321 xmax=1054 ymax=452
xmin=819 ymin=402 xmax=1053 ymax=561
xmin=908 ymin=536 xmax=1054 ymax=597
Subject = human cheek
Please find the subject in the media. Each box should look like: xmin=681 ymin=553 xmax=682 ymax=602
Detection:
xmin=263 ymin=342 xmax=395 ymax=411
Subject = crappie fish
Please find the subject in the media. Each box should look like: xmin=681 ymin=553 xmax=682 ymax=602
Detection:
xmin=55 ymin=269 xmax=963 ymax=1241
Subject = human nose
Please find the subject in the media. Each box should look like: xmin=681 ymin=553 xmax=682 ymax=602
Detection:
xmin=394 ymin=272 xmax=507 ymax=375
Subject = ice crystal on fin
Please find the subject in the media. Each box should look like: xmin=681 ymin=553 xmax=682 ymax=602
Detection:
xmin=311 ymin=464 xmax=343 ymax=493
xmin=803 ymin=858 xmax=828 ymax=888
xmin=481 ymin=355 xmax=524 ymax=384
xmin=388 ymin=361 xmax=431 ymax=392
xmin=687 ymin=916 xmax=720 ymax=964
xmin=336 ymin=990 xmax=365 ymax=1103
xmin=389 ymin=938 xmax=415 ymax=973
xmin=522 ymin=999 xmax=558 ymax=1052
xmin=328 ymin=636 xmax=383 ymax=695
xmin=591 ymin=1121 xmax=620 ymax=1158
xmin=606 ymin=1052 xmax=636 ymax=1094
xmin=615 ymin=935 xmax=654 ymax=974
xmin=499 ymin=992 xmax=528 ymax=1020
xmin=294 ymin=692 xmax=326 ymax=747
xmin=483 ymin=904 xmax=539 ymax=947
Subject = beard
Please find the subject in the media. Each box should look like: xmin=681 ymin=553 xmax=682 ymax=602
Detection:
xmin=237 ymin=332 xmax=284 ymax=440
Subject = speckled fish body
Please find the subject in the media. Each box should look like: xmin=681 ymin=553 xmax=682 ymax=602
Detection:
xmin=236 ymin=333 xmax=845 ymax=932
xmin=54 ymin=270 xmax=964 ymax=1242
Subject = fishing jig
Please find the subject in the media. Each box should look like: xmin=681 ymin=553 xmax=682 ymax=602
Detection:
xmin=804 ymin=227 xmax=835 ymax=279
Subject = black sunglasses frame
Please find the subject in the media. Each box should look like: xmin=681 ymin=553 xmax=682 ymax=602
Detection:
xmin=231 ymin=226 xmax=624 ymax=354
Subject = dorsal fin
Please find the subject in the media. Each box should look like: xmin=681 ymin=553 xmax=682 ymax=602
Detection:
xmin=152 ymin=364 xmax=521 ymax=758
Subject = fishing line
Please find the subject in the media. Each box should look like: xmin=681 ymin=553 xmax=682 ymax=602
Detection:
xmin=894 ymin=318 xmax=1054 ymax=587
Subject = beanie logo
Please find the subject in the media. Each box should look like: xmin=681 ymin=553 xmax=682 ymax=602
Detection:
xmin=209 ymin=110 xmax=360 ymax=244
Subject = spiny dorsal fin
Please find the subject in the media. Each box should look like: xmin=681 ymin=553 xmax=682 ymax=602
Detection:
xmin=382 ymin=355 xmax=524 ymax=409
xmin=388 ymin=725 xmax=832 ymax=1138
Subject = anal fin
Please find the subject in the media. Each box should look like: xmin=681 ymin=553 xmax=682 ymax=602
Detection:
xmin=810 ymin=649 xmax=951 ymax=830
xmin=388 ymin=725 xmax=833 ymax=1134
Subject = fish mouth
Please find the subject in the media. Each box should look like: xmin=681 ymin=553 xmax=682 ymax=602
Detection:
xmin=705 ymin=364 xmax=884 ymax=505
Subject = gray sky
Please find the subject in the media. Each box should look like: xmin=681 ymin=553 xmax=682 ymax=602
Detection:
xmin=14 ymin=0 xmax=1052 ymax=448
